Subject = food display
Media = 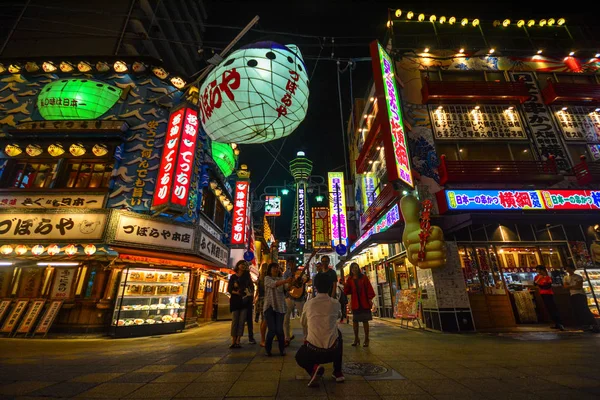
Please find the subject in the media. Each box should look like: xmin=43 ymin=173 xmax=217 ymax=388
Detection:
xmin=578 ymin=269 xmax=600 ymax=316
xmin=111 ymin=267 xmax=190 ymax=337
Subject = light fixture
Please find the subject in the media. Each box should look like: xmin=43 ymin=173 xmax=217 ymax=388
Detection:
xmin=281 ymin=188 xmax=290 ymax=195
xmin=507 ymin=106 xmax=514 ymax=111
xmin=315 ymin=195 xmax=324 ymax=202
xmin=226 ymin=204 xmax=234 ymax=212
xmin=493 ymin=20 xmax=501 ymax=27
xmin=369 ymin=96 xmax=375 ymax=102
xmin=0 ymin=245 xmax=13 ymax=255
xmin=407 ymin=11 xmax=414 ymax=19
xmin=439 ymin=16 xmax=446 ymax=24
xmin=77 ymin=61 xmax=92 ymax=72
xmin=363 ymin=115 xmax=368 ymax=119
xmin=368 ymin=160 xmax=373 ymax=164
xmin=489 ymin=48 xmax=495 ymax=54
xmin=92 ymin=144 xmax=109 ymax=157
xmin=394 ymin=9 xmax=402 ymax=18
xmin=25 ymin=144 xmax=43 ymax=157
xmin=4 ymin=144 xmax=22 ymax=157
xmin=297 ymin=151 xmax=305 ymax=156
xmin=59 ymin=61 xmax=74 ymax=72
xmin=472 ymin=19 xmax=479 ymax=27
xmin=0 ymin=63 xmax=5 ymax=73
xmin=48 ymin=143 xmax=65 ymax=157
xmin=214 ymin=187 xmax=223 ymax=196
xmin=234 ymin=148 xmax=240 ymax=156
xmin=170 ymin=76 xmax=186 ymax=89
xmin=548 ymin=18 xmax=555 ymax=26
xmin=113 ymin=61 xmax=128 ymax=73
xmin=0 ymin=262 xmax=13 ymax=266
xmin=537 ymin=50 xmax=543 ymax=54
xmin=424 ymin=47 xmax=430 ymax=53
xmin=474 ymin=105 xmax=480 ymax=110
xmin=557 ymin=18 xmax=565 ymax=26
xmin=222 ymin=199 xmax=231 ymax=207
xmin=437 ymin=105 xmax=443 ymax=110
xmin=448 ymin=16 xmax=456 ymax=25
xmin=539 ymin=19 xmax=547 ymax=27
xmin=219 ymin=194 xmax=226 ymax=202
xmin=132 ymin=61 xmax=146 ymax=73
xmin=418 ymin=13 xmax=425 ymax=22
xmin=69 ymin=143 xmax=86 ymax=157
xmin=562 ymin=106 xmax=568 ymax=111
xmin=429 ymin=15 xmax=436 ymax=23
xmin=569 ymin=51 xmax=575 ymax=56
xmin=15 ymin=245 xmax=27 ymax=255
xmin=376 ymin=146 xmax=382 ymax=150
xmin=84 ymin=244 xmax=97 ymax=256
xmin=527 ymin=20 xmax=535 ymax=27
xmin=96 ymin=62 xmax=110 ymax=72
xmin=517 ymin=20 xmax=525 ymax=27
xmin=25 ymin=62 xmax=39 ymax=73
xmin=595 ymin=53 xmax=600 ymax=58
xmin=8 ymin=63 xmax=21 ymax=73
xmin=64 ymin=244 xmax=77 ymax=256
xmin=47 ymin=244 xmax=60 ymax=256
xmin=502 ymin=19 xmax=511 ymax=27
xmin=31 ymin=245 xmax=45 ymax=256
xmin=461 ymin=18 xmax=468 ymax=26
xmin=459 ymin=48 xmax=465 ymax=53
xmin=595 ymin=108 xmax=600 ymax=112
xmin=37 ymin=262 xmax=79 ymax=266
xmin=210 ymin=180 xmax=218 ymax=190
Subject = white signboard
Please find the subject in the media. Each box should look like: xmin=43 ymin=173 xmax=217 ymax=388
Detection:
xmin=50 ymin=268 xmax=77 ymax=299
xmin=199 ymin=214 xmax=222 ymax=240
xmin=112 ymin=213 xmax=194 ymax=251
xmin=0 ymin=212 xmax=107 ymax=241
xmin=0 ymin=193 xmax=106 ymax=209
xmin=198 ymin=229 xmax=229 ymax=267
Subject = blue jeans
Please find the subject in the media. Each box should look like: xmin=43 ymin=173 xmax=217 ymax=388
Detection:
xmin=264 ymin=307 xmax=285 ymax=355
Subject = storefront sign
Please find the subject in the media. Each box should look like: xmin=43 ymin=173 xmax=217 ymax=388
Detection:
xmin=363 ymin=174 xmax=377 ymax=208
xmin=110 ymin=213 xmax=194 ymax=251
xmin=0 ymin=300 xmax=11 ymax=324
xmin=278 ymin=241 xmax=287 ymax=253
xmin=198 ymin=214 xmax=222 ymax=241
xmin=430 ymin=105 xmax=526 ymax=140
xmin=298 ymin=183 xmax=306 ymax=247
xmin=1 ymin=299 xmax=28 ymax=333
xmin=351 ymin=204 xmax=401 ymax=252
xmin=198 ymin=229 xmax=229 ymax=267
xmin=34 ymin=300 xmax=63 ymax=335
xmin=152 ymin=106 xmax=199 ymax=213
xmin=0 ymin=193 xmax=106 ymax=209
xmin=130 ymin=120 xmax=157 ymax=208
xmin=510 ymin=72 xmax=569 ymax=170
xmin=328 ymin=172 xmax=348 ymax=247
xmin=16 ymin=299 xmax=46 ymax=334
xmin=17 ymin=120 xmax=127 ymax=132
xmin=265 ymin=195 xmax=281 ymax=217
xmin=554 ymin=106 xmax=600 ymax=142
xmin=0 ymin=211 xmax=107 ymax=241
xmin=371 ymin=41 xmax=413 ymax=187
xmin=312 ymin=207 xmax=331 ymax=249
xmin=231 ymin=181 xmax=249 ymax=245
xmin=440 ymin=189 xmax=600 ymax=212
xmin=50 ymin=268 xmax=77 ymax=299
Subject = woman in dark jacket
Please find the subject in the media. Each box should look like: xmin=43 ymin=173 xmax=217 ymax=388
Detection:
xmin=344 ymin=262 xmax=376 ymax=347
xmin=227 ymin=260 xmax=248 ymax=348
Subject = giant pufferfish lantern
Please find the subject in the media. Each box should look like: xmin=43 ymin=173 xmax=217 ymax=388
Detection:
xmin=199 ymin=41 xmax=309 ymax=144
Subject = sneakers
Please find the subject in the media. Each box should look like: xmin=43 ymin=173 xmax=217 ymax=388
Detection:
xmin=308 ymin=365 xmax=323 ymax=387
xmin=332 ymin=371 xmax=345 ymax=383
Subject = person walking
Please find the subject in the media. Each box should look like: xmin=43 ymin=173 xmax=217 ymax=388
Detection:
xmin=255 ymin=263 xmax=269 ymax=347
xmin=227 ymin=260 xmax=248 ymax=348
xmin=344 ymin=262 xmax=375 ymax=347
xmin=264 ymin=262 xmax=293 ymax=356
xmin=295 ymin=273 xmax=345 ymax=387
xmin=564 ymin=265 xmax=600 ymax=332
xmin=241 ymin=267 xmax=256 ymax=344
xmin=534 ymin=265 xmax=565 ymax=331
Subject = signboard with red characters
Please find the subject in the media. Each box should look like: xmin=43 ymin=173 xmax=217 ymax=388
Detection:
xmin=231 ymin=181 xmax=250 ymax=245
xmin=152 ymin=106 xmax=199 ymax=214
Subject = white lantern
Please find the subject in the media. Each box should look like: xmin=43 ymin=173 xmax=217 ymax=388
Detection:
xmin=31 ymin=245 xmax=45 ymax=256
xmin=84 ymin=244 xmax=96 ymax=256
xmin=199 ymin=41 xmax=309 ymax=144
xmin=64 ymin=244 xmax=77 ymax=256
xmin=15 ymin=245 xmax=27 ymax=255
xmin=47 ymin=244 xmax=60 ymax=256
xmin=0 ymin=245 xmax=13 ymax=255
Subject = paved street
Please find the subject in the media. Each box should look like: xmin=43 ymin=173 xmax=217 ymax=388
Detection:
xmin=1 ymin=320 xmax=600 ymax=400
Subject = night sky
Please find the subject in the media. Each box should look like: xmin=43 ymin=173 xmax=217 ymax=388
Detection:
xmin=203 ymin=1 xmax=594 ymax=241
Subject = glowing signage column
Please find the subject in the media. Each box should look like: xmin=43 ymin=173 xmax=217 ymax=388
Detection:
xmin=328 ymin=172 xmax=348 ymax=247
xmin=297 ymin=183 xmax=306 ymax=247
xmin=231 ymin=181 xmax=250 ymax=245
xmin=312 ymin=207 xmax=331 ymax=249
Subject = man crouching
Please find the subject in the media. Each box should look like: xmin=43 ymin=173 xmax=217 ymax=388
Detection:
xmin=295 ymin=273 xmax=344 ymax=387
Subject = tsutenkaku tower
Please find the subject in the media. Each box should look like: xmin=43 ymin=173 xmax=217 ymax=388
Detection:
xmin=289 ymin=151 xmax=313 ymax=251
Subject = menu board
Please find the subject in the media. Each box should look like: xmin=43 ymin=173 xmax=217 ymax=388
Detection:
xmin=0 ymin=299 xmax=11 ymax=324
xmin=394 ymin=289 xmax=420 ymax=319
xmin=1 ymin=299 xmax=29 ymax=333
xmin=34 ymin=300 xmax=63 ymax=335
xmin=16 ymin=299 xmax=46 ymax=334
xmin=50 ymin=268 xmax=77 ymax=299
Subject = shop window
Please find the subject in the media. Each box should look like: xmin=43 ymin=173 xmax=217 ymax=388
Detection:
xmin=441 ymin=71 xmax=485 ymax=82
xmin=538 ymin=246 xmax=564 ymax=270
xmin=201 ymin=187 xmax=216 ymax=219
xmin=65 ymin=161 xmax=113 ymax=188
xmin=6 ymin=161 xmax=57 ymax=188
xmin=516 ymin=224 xmax=536 ymax=241
xmin=563 ymin=225 xmax=585 ymax=242
xmin=568 ymin=144 xmax=590 ymax=164
xmin=485 ymin=71 xmax=506 ymax=82
xmin=500 ymin=224 xmax=519 ymax=242
xmin=510 ymin=143 xmax=535 ymax=161
xmin=214 ymin=201 xmax=225 ymax=229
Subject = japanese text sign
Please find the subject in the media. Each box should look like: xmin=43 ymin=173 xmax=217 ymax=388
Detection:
xmin=231 ymin=181 xmax=249 ymax=245
xmin=34 ymin=300 xmax=63 ymax=335
xmin=16 ymin=300 xmax=46 ymax=334
xmin=312 ymin=207 xmax=331 ymax=249
xmin=198 ymin=229 xmax=229 ymax=267
xmin=298 ymin=183 xmax=306 ymax=246
xmin=371 ymin=41 xmax=413 ymax=187
xmin=1 ymin=299 xmax=28 ymax=333
xmin=265 ymin=196 xmax=281 ymax=217
xmin=328 ymin=172 xmax=348 ymax=247
xmin=0 ymin=211 xmax=107 ymax=241
xmin=351 ymin=204 xmax=401 ymax=252
xmin=50 ymin=268 xmax=76 ymax=299
xmin=152 ymin=106 xmax=199 ymax=213
xmin=111 ymin=213 xmax=194 ymax=251
xmin=439 ymin=189 xmax=600 ymax=212
xmin=0 ymin=193 xmax=105 ymax=209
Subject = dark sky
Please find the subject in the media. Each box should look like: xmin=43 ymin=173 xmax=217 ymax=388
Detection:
xmin=202 ymin=0 xmax=593 ymax=241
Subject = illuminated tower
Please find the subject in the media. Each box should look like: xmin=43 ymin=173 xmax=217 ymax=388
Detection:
xmin=289 ymin=151 xmax=313 ymax=250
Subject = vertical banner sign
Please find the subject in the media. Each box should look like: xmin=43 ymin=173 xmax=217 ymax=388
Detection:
xmin=34 ymin=300 xmax=63 ymax=336
xmin=0 ymin=300 xmax=11 ymax=324
xmin=312 ymin=207 xmax=331 ymax=249
xmin=363 ymin=174 xmax=376 ymax=208
xmin=231 ymin=181 xmax=249 ymax=245
xmin=370 ymin=41 xmax=413 ymax=187
xmin=328 ymin=172 xmax=348 ymax=247
xmin=152 ymin=106 xmax=199 ymax=213
xmin=1 ymin=299 xmax=29 ymax=333
xmin=298 ymin=182 xmax=306 ymax=247
xmin=264 ymin=195 xmax=282 ymax=217
xmin=16 ymin=299 xmax=46 ymax=334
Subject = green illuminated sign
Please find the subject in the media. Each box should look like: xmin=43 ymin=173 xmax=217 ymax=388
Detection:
xmin=211 ymin=141 xmax=236 ymax=177
xmin=37 ymin=78 xmax=122 ymax=120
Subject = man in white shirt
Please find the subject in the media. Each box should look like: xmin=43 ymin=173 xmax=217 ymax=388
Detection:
xmin=295 ymin=273 xmax=344 ymax=387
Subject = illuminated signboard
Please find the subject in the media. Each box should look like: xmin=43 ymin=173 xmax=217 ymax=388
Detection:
xmin=298 ymin=183 xmax=306 ymax=247
xmin=265 ymin=195 xmax=282 ymax=217
xmin=351 ymin=204 xmax=401 ymax=252
xmin=278 ymin=241 xmax=287 ymax=253
xmin=312 ymin=207 xmax=331 ymax=249
xmin=328 ymin=172 xmax=348 ymax=247
xmin=370 ymin=41 xmax=413 ymax=187
xmin=37 ymin=78 xmax=122 ymax=120
xmin=363 ymin=173 xmax=377 ymax=208
xmin=439 ymin=189 xmax=600 ymax=213
xmin=211 ymin=142 xmax=236 ymax=177
xmin=231 ymin=181 xmax=250 ymax=245
xmin=152 ymin=106 xmax=199 ymax=213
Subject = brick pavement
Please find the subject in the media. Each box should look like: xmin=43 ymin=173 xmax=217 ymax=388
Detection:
xmin=1 ymin=320 xmax=600 ymax=399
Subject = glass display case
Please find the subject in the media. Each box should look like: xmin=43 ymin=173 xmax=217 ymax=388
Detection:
xmin=110 ymin=267 xmax=190 ymax=338
xmin=579 ymin=268 xmax=600 ymax=316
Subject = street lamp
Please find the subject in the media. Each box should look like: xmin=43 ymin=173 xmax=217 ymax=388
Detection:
xmin=315 ymin=195 xmax=324 ymax=202
xmin=281 ymin=188 xmax=290 ymax=195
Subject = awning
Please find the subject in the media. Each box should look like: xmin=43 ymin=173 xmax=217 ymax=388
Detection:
xmin=348 ymin=224 xmax=404 ymax=259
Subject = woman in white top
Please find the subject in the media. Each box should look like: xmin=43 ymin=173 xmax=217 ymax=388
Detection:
xmin=564 ymin=265 xmax=600 ymax=332
xmin=263 ymin=262 xmax=293 ymax=356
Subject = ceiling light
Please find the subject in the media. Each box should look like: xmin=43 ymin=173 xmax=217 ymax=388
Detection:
xmin=369 ymin=97 xmax=375 ymax=102
xmin=461 ymin=18 xmax=468 ymax=26
xmin=472 ymin=19 xmax=480 ymax=27
xmin=595 ymin=108 xmax=600 ymax=112
xmin=424 ymin=47 xmax=430 ymax=53
xmin=561 ymin=106 xmax=568 ymax=111
xmin=395 ymin=9 xmax=402 ymax=17
xmin=429 ymin=15 xmax=437 ymax=23
xmin=489 ymin=48 xmax=495 ymax=54
xmin=406 ymin=11 xmax=414 ymax=19
xmin=437 ymin=106 xmax=443 ymax=110
xmin=77 ymin=61 xmax=92 ymax=72
xmin=474 ymin=106 xmax=480 ymax=110
xmin=539 ymin=19 xmax=547 ymax=27
xmin=459 ymin=48 xmax=465 ymax=53
xmin=42 ymin=62 xmax=57 ymax=73
xmin=36 ymin=262 xmax=80 ymax=266
xmin=569 ymin=51 xmax=575 ymax=56
xmin=508 ymin=106 xmax=514 ymax=110
xmin=517 ymin=20 xmax=525 ymax=27
xmin=595 ymin=53 xmax=600 ymax=58
xmin=548 ymin=18 xmax=555 ymax=26
xmin=418 ymin=13 xmax=425 ymax=22
xmin=386 ymin=20 xmax=392 ymax=28
xmin=152 ymin=66 xmax=168 ymax=79
xmin=448 ymin=16 xmax=456 ymax=25
xmin=502 ymin=19 xmax=511 ymax=27
xmin=368 ymin=160 xmax=373 ymax=164
xmin=0 ymin=262 xmax=13 ymax=266
xmin=557 ymin=18 xmax=565 ymax=26
xmin=113 ymin=60 xmax=128 ymax=73
xmin=537 ymin=50 xmax=543 ymax=54
xmin=527 ymin=20 xmax=535 ymax=27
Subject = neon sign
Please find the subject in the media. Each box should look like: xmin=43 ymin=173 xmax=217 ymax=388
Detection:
xmin=439 ymin=189 xmax=600 ymax=212
xmin=298 ymin=183 xmax=306 ymax=246
xmin=328 ymin=172 xmax=348 ymax=247
xmin=312 ymin=207 xmax=331 ymax=249
xmin=265 ymin=195 xmax=281 ymax=217
xmin=231 ymin=181 xmax=250 ymax=245
xmin=371 ymin=41 xmax=413 ymax=187
xmin=351 ymin=203 xmax=401 ymax=252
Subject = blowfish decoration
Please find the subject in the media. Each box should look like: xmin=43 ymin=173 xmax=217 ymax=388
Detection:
xmin=199 ymin=41 xmax=310 ymax=144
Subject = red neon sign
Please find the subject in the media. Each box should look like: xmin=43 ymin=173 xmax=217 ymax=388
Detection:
xmin=171 ymin=108 xmax=199 ymax=207
xmin=231 ymin=181 xmax=249 ymax=245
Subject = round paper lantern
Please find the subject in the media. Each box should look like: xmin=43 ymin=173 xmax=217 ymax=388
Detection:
xmin=69 ymin=143 xmax=86 ymax=157
xmin=48 ymin=143 xmax=65 ymax=157
xmin=47 ymin=244 xmax=60 ymax=256
xmin=31 ymin=245 xmax=45 ymax=256
xmin=92 ymin=144 xmax=108 ymax=157
xmin=0 ymin=245 xmax=13 ymax=255
xmin=64 ymin=244 xmax=77 ymax=256
xmin=84 ymin=244 xmax=97 ymax=256
xmin=199 ymin=41 xmax=309 ymax=144
xmin=15 ymin=245 xmax=28 ymax=255
xmin=26 ymin=144 xmax=43 ymax=156
xmin=4 ymin=144 xmax=22 ymax=157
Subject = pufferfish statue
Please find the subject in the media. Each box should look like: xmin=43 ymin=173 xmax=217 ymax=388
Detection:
xmin=199 ymin=41 xmax=309 ymax=144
